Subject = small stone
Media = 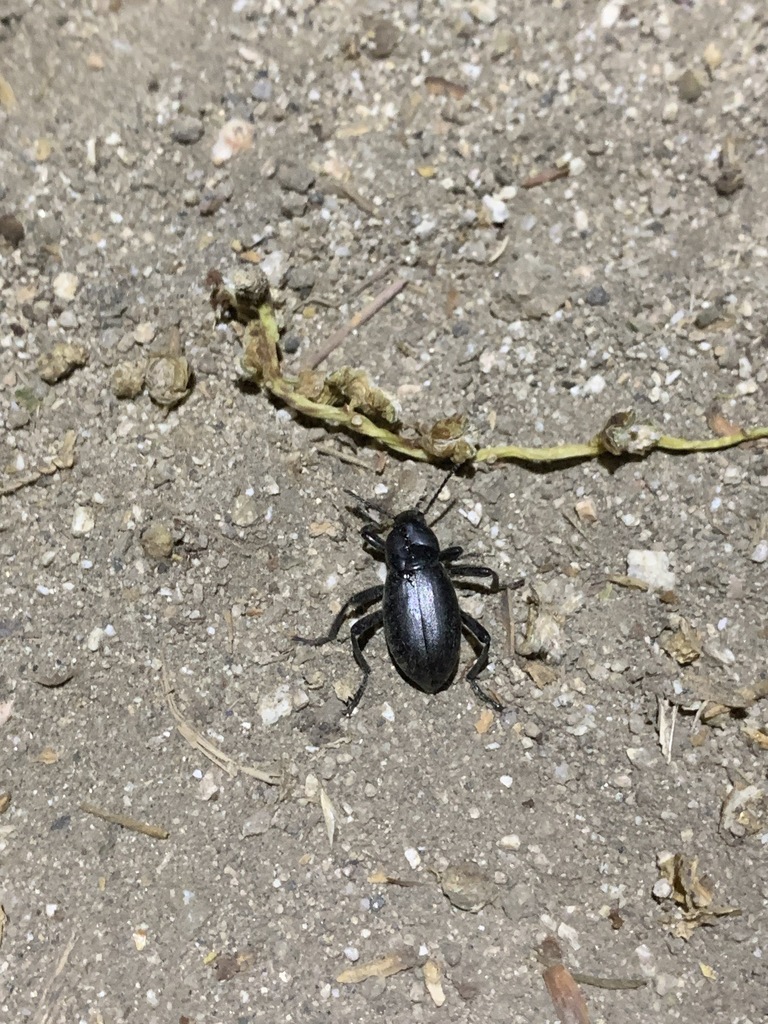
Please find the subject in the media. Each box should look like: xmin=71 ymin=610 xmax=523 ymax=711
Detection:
xmin=497 ymin=834 xmax=521 ymax=851
xmin=600 ymin=2 xmax=622 ymax=30
xmin=655 ymin=973 xmax=679 ymax=997
xmin=482 ymin=194 xmax=509 ymax=224
xmin=259 ymin=684 xmax=293 ymax=726
xmin=582 ymin=373 xmax=606 ymax=395
xmin=260 ymin=251 xmax=288 ymax=288
xmin=469 ymin=0 xmax=498 ymax=24
xmin=242 ymin=809 xmax=272 ymax=837
xmin=281 ymin=193 xmax=308 ymax=218
xmin=0 ymin=213 xmax=25 ymax=247
xmin=677 ymin=68 xmax=706 ymax=103
xmin=751 ymin=540 xmax=768 ymax=564
xmin=211 ymin=118 xmax=254 ymax=165
xmin=627 ymin=549 xmax=675 ymax=591
xmin=198 ymin=769 xmax=220 ymax=801
xmin=702 ymin=42 xmax=722 ymax=72
xmin=141 ymin=522 xmax=174 ymax=560
xmin=53 ymin=272 xmax=79 ymax=302
xmin=230 ymin=494 xmax=258 ymax=528
xmin=661 ymin=100 xmax=678 ymax=124
xmin=404 ymin=847 xmax=421 ymax=869
xmin=58 ymin=309 xmax=78 ymax=329
xmin=414 ymin=215 xmax=437 ymax=239
xmin=585 ymin=284 xmax=610 ymax=306
xmin=171 ymin=117 xmax=204 ymax=145
xmin=276 ymin=162 xmax=316 ymax=194
xmin=652 ymin=878 xmax=672 ymax=900
xmin=287 ymin=266 xmax=315 ymax=292
xmin=575 ymin=497 xmax=598 ymax=523
xmin=86 ymin=627 xmax=104 ymax=652
xmin=366 ymin=19 xmax=399 ymax=59
xmin=251 ymin=78 xmax=272 ymax=102
xmin=71 ymin=505 xmax=95 ymax=537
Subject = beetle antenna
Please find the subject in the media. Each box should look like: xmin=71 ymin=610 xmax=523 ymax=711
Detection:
xmin=421 ymin=468 xmax=455 ymax=519
xmin=344 ymin=488 xmax=392 ymax=525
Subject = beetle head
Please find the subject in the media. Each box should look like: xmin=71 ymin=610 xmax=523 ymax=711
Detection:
xmin=385 ymin=510 xmax=440 ymax=572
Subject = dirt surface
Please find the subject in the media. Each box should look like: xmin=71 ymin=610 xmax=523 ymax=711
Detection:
xmin=1 ymin=1 xmax=767 ymax=1021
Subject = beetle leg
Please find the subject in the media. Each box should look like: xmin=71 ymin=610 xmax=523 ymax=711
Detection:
xmin=294 ymin=585 xmax=383 ymax=646
xmin=438 ymin=545 xmax=464 ymax=564
xmin=460 ymin=609 xmax=505 ymax=713
xmin=360 ymin=524 xmax=386 ymax=553
xmin=346 ymin=608 xmax=384 ymax=714
xmin=448 ymin=564 xmax=501 ymax=591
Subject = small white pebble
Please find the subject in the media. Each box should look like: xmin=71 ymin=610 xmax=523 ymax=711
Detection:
xmin=500 ymin=775 xmax=513 ymax=788
xmin=717 ymin=618 xmax=728 ymax=631
xmin=71 ymin=505 xmax=95 ymax=537
xmin=404 ymin=847 xmax=421 ymax=869
xmin=498 ymin=834 xmax=521 ymax=850
xmin=343 ymin=946 xmax=359 ymax=962
xmin=86 ymin=627 xmax=105 ymax=652
xmin=751 ymin=539 xmax=768 ymax=564
xmin=652 ymin=878 xmax=672 ymax=900
xmin=381 ymin=702 xmax=395 ymax=722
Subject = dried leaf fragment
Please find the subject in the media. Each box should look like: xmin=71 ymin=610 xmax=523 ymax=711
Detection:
xmin=706 ymin=402 xmax=741 ymax=438
xmin=719 ymin=781 xmax=765 ymax=839
xmin=337 ymin=946 xmax=420 ymax=984
xmin=0 ymin=700 xmax=13 ymax=728
xmin=0 ymin=904 xmax=6 ymax=949
xmin=660 ymin=617 xmax=702 ymax=665
xmin=423 ymin=959 xmax=446 ymax=1007
xmin=0 ymin=792 xmax=10 ymax=815
xmin=656 ymin=852 xmax=739 ymax=939
xmin=425 ymin=75 xmax=467 ymax=99
xmin=319 ymin=785 xmax=337 ymax=848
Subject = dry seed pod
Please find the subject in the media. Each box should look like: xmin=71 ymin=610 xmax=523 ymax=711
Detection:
xmin=37 ymin=343 xmax=89 ymax=384
xmin=111 ymin=360 xmax=147 ymax=399
xmin=145 ymin=354 xmax=191 ymax=407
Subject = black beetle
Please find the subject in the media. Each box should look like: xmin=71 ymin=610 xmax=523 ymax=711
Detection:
xmin=296 ymin=474 xmax=514 ymax=715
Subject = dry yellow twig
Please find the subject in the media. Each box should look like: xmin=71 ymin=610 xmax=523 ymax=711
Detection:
xmin=80 ymin=802 xmax=169 ymax=840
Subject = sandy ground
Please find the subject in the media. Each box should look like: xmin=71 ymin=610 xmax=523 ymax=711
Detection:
xmin=1 ymin=1 xmax=767 ymax=1021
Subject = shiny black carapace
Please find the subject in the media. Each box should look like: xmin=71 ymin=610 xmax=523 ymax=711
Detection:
xmin=296 ymin=474 xmax=511 ymax=715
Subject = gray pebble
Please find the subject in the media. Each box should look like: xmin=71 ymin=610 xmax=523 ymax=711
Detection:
xmin=280 ymin=193 xmax=308 ymax=218
xmin=252 ymin=78 xmax=272 ymax=102
xmin=282 ymin=334 xmax=301 ymax=354
xmin=287 ymin=266 xmax=315 ymax=292
xmin=171 ymin=117 xmax=205 ymax=145
xmin=277 ymin=162 xmax=316 ymax=194
xmin=585 ymin=284 xmax=610 ymax=306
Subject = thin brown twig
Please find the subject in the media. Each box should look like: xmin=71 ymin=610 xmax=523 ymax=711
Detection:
xmin=521 ymin=166 xmax=570 ymax=189
xmin=304 ymin=277 xmax=408 ymax=370
xmin=80 ymin=802 xmax=169 ymax=840
xmin=349 ymin=261 xmax=395 ymax=298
